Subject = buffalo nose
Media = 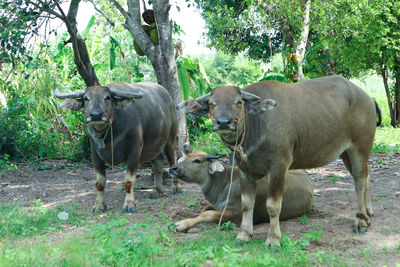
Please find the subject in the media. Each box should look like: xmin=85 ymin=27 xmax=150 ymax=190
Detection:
xmin=216 ymin=118 xmax=232 ymax=127
xmin=170 ymin=165 xmax=178 ymax=172
xmin=90 ymin=111 xmax=103 ymax=120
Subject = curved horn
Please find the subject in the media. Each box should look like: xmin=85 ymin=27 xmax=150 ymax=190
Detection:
xmin=206 ymin=154 xmax=221 ymax=160
xmin=196 ymin=92 xmax=211 ymax=103
xmin=54 ymin=87 xmax=85 ymax=99
xmin=109 ymin=88 xmax=143 ymax=99
xmin=240 ymin=90 xmax=261 ymax=101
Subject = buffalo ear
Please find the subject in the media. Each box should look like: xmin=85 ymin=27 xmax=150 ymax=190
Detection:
xmin=59 ymin=99 xmax=83 ymax=111
xmin=112 ymin=97 xmax=134 ymax=108
xmin=177 ymin=93 xmax=211 ymax=116
xmin=244 ymin=98 xmax=276 ymax=115
xmin=208 ymin=160 xmax=224 ymax=174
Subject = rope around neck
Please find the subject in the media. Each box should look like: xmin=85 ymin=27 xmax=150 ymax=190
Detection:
xmin=213 ymin=126 xmax=241 ymax=251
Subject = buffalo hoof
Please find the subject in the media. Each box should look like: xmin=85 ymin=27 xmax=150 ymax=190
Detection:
xmin=91 ymin=204 xmax=107 ymax=214
xmin=121 ymin=207 xmax=136 ymax=214
xmin=236 ymin=230 xmax=251 ymax=242
xmin=174 ymin=220 xmax=190 ymax=232
xmin=265 ymin=235 xmax=281 ymax=248
xmin=354 ymin=212 xmax=371 ymax=234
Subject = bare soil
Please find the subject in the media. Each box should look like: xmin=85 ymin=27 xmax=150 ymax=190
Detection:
xmin=1 ymin=153 xmax=399 ymax=265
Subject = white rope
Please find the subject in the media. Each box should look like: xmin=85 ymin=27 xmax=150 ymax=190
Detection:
xmin=213 ymin=128 xmax=240 ymax=251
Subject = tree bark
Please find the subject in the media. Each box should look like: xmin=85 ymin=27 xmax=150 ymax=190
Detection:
xmin=111 ymin=0 xmax=189 ymax=155
xmin=54 ymin=0 xmax=100 ymax=87
xmin=380 ymin=64 xmax=394 ymax=126
xmin=295 ymin=0 xmax=311 ymax=81
xmin=393 ymin=58 xmax=400 ymax=126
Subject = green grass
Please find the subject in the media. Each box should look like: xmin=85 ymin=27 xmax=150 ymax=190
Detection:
xmin=0 ymin=200 xmax=87 ymax=240
xmin=0 ymin=213 xmax=347 ymax=267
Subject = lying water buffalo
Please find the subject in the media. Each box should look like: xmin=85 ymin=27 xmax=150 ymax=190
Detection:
xmin=169 ymin=151 xmax=313 ymax=232
xmin=178 ymin=75 xmax=381 ymax=246
xmin=55 ymin=81 xmax=178 ymax=213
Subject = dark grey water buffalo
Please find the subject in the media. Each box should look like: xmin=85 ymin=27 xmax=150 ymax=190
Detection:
xmin=55 ymin=81 xmax=178 ymax=213
xmin=178 ymin=75 xmax=381 ymax=246
xmin=169 ymin=151 xmax=313 ymax=232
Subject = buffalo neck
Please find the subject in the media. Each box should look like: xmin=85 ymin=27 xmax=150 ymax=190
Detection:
xmin=199 ymin=166 xmax=238 ymax=208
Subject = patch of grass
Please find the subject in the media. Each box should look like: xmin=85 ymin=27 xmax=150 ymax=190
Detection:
xmin=187 ymin=199 xmax=197 ymax=208
xmin=299 ymin=214 xmax=308 ymax=225
xmin=302 ymin=226 xmax=324 ymax=243
xmin=0 ymin=212 xmax=347 ymax=266
xmin=0 ymin=200 xmax=87 ymax=240
xmin=330 ymin=175 xmax=338 ymax=183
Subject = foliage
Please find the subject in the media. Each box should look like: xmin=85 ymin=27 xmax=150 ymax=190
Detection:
xmin=194 ymin=0 xmax=283 ymax=62
xmin=202 ymin=51 xmax=263 ymax=87
xmin=0 ymin=89 xmax=60 ymax=160
xmin=0 ymin=154 xmax=17 ymax=176
xmin=314 ymin=0 xmax=400 ymax=126
xmin=0 ymin=0 xmax=47 ymax=65
xmin=177 ymin=55 xmax=212 ymax=100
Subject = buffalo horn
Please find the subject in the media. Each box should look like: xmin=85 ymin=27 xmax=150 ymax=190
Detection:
xmin=240 ymin=90 xmax=261 ymax=101
xmin=206 ymin=154 xmax=221 ymax=160
xmin=109 ymin=88 xmax=143 ymax=99
xmin=54 ymin=87 xmax=85 ymax=99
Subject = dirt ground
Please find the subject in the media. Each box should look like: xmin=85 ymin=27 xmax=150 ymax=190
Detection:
xmin=1 ymin=153 xmax=399 ymax=265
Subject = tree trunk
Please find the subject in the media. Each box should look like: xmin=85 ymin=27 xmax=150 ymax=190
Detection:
xmin=58 ymin=0 xmax=99 ymax=87
xmin=111 ymin=0 xmax=189 ymax=155
xmin=295 ymin=0 xmax=311 ymax=81
xmin=380 ymin=64 xmax=394 ymax=126
xmin=393 ymin=58 xmax=400 ymax=126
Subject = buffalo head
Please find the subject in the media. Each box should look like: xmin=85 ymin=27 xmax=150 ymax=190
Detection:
xmin=169 ymin=151 xmax=224 ymax=184
xmin=55 ymin=85 xmax=143 ymax=129
xmin=178 ymin=86 xmax=276 ymax=142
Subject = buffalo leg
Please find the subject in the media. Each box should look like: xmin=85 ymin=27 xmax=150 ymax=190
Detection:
xmin=92 ymin=151 xmax=107 ymax=213
xmin=237 ymin=171 xmax=256 ymax=242
xmin=151 ymin=154 xmax=165 ymax=195
xmin=175 ymin=209 xmax=236 ymax=232
xmin=341 ymin=150 xmax=371 ymax=232
xmin=266 ymin=167 xmax=287 ymax=247
xmin=121 ymin=169 xmax=137 ymax=213
xmin=164 ymin=139 xmax=182 ymax=193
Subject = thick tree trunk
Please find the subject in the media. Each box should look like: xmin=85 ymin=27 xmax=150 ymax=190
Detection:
xmin=295 ymin=0 xmax=311 ymax=81
xmin=111 ymin=0 xmax=189 ymax=155
xmin=58 ymin=0 xmax=99 ymax=87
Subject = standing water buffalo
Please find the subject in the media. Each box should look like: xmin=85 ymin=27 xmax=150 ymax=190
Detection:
xmin=169 ymin=151 xmax=313 ymax=232
xmin=55 ymin=81 xmax=178 ymax=213
xmin=178 ymin=75 xmax=381 ymax=246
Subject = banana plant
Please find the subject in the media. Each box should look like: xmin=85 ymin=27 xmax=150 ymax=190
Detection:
xmin=176 ymin=56 xmax=212 ymax=100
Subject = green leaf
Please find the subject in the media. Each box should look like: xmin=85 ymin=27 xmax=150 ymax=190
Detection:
xmin=177 ymin=62 xmax=191 ymax=101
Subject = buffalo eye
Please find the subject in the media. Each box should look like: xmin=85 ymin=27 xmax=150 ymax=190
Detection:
xmin=104 ymin=95 xmax=111 ymax=100
xmin=209 ymin=102 xmax=216 ymax=107
xmin=235 ymin=100 xmax=243 ymax=106
xmin=83 ymin=96 xmax=89 ymax=102
xmin=192 ymin=159 xmax=201 ymax=163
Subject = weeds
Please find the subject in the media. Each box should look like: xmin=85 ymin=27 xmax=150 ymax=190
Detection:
xmin=330 ymin=175 xmax=338 ymax=183
xmin=302 ymin=226 xmax=324 ymax=243
xmin=299 ymin=214 xmax=308 ymax=225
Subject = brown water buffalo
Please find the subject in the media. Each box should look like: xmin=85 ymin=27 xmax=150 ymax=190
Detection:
xmin=55 ymin=81 xmax=178 ymax=213
xmin=169 ymin=151 xmax=313 ymax=232
xmin=178 ymin=75 xmax=381 ymax=246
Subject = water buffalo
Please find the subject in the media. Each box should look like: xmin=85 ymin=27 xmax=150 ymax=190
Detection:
xmin=55 ymin=81 xmax=178 ymax=213
xmin=169 ymin=151 xmax=313 ymax=232
xmin=178 ymin=75 xmax=381 ymax=246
